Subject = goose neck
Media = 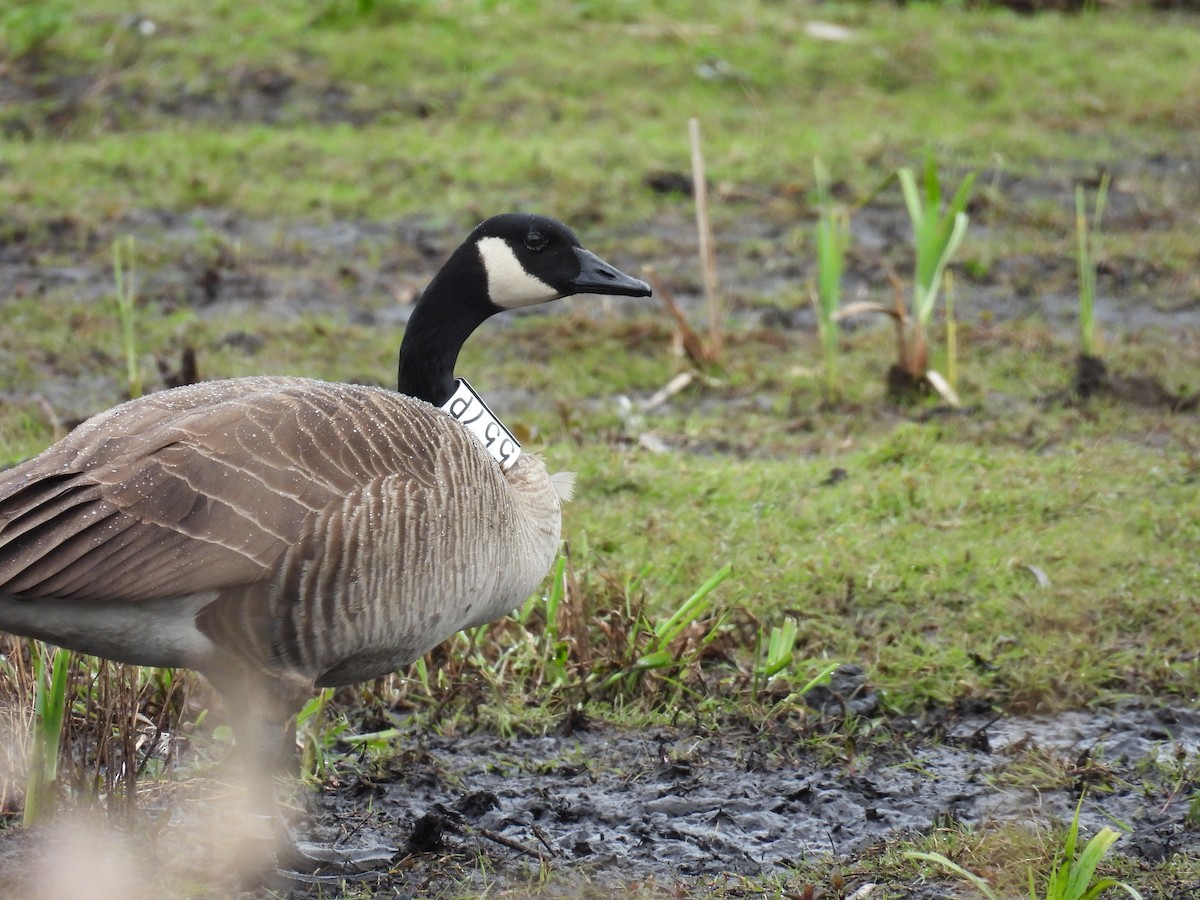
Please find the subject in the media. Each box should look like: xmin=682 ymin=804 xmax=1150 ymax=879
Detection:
xmin=397 ymin=273 xmax=494 ymax=406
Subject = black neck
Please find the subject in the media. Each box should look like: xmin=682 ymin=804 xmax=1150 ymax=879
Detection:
xmin=397 ymin=254 xmax=497 ymax=406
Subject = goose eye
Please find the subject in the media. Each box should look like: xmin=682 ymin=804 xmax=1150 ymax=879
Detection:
xmin=524 ymin=230 xmax=548 ymax=252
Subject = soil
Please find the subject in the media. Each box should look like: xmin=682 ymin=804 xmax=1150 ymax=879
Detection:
xmin=1069 ymin=352 xmax=1198 ymax=410
xmin=275 ymin=701 xmax=1200 ymax=898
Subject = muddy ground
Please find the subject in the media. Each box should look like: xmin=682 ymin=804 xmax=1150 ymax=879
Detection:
xmin=1 ymin=157 xmax=1199 ymax=897
xmin=275 ymin=700 xmax=1200 ymax=898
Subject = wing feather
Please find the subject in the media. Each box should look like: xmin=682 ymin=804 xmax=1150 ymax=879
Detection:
xmin=0 ymin=377 xmax=449 ymax=603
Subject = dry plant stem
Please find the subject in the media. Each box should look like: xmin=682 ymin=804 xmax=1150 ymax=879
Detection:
xmin=886 ymin=268 xmax=926 ymax=378
xmin=838 ymin=271 xmax=936 ymax=401
xmin=476 ymin=826 xmax=552 ymax=864
xmin=642 ymin=371 xmax=696 ymax=412
xmin=531 ymin=824 xmax=556 ymax=857
xmin=689 ymin=118 xmax=723 ymax=361
xmin=944 ymin=269 xmax=958 ymax=391
xmin=643 ymin=267 xmax=713 ymax=365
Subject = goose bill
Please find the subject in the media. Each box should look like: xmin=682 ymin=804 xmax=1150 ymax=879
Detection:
xmin=570 ymin=247 xmax=652 ymax=297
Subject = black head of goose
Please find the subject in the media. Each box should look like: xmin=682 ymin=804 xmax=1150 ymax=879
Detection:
xmin=0 ymin=213 xmax=651 ymax=877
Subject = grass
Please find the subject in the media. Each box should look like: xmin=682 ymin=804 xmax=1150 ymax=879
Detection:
xmin=908 ymin=797 xmax=1145 ymax=900
xmin=1 ymin=2 xmax=1198 ymax=228
xmin=2 ymin=297 xmax=1197 ymax=720
xmin=21 ymin=644 xmax=69 ymax=826
xmin=1 ymin=0 xmax=1199 ymax=895
xmin=0 ymin=1 xmax=71 ymax=61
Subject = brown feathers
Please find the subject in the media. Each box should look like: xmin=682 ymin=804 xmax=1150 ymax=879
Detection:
xmin=0 ymin=376 xmax=562 ymax=685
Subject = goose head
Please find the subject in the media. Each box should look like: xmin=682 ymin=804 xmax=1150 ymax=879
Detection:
xmin=398 ymin=213 xmax=651 ymax=405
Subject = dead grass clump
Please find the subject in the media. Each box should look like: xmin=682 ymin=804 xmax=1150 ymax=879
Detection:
xmin=0 ymin=633 xmax=195 ymax=827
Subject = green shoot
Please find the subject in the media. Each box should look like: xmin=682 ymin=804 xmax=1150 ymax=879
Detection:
xmin=297 ymin=687 xmax=344 ymax=783
xmin=542 ymin=553 xmax=566 ymax=647
xmin=753 ymin=617 xmax=805 ymax=702
xmin=1187 ymin=794 xmax=1200 ymax=831
xmin=112 ymin=236 xmax=143 ymax=399
xmin=539 ymin=554 xmax=570 ymax=687
xmin=760 ymin=617 xmax=799 ymax=682
xmin=23 ymin=643 xmax=71 ymax=827
xmin=813 ymin=159 xmax=850 ymax=402
xmin=1042 ymin=796 xmax=1142 ymax=900
xmin=944 ymin=269 xmax=958 ymax=393
xmin=907 ymin=796 xmax=1144 ymax=900
xmin=649 ymin=562 xmax=731 ymax=651
xmin=513 ymin=554 xmax=571 ymax=689
xmin=600 ymin=563 xmax=732 ymax=693
xmin=766 ymin=660 xmax=842 ymax=719
xmin=896 ymin=158 xmax=975 ymax=384
xmin=900 ymin=159 xmax=975 ymax=332
xmin=1075 ymin=173 xmax=1110 ymax=359
xmin=411 ymin=655 xmax=432 ymax=697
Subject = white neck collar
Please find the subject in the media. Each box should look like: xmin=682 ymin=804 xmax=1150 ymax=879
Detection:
xmin=439 ymin=378 xmax=521 ymax=471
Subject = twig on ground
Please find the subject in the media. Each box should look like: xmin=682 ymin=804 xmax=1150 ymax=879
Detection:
xmin=530 ymin=824 xmax=558 ymax=858
xmin=642 ymin=372 xmax=696 ymax=412
xmin=475 ymin=827 xmax=552 ymax=864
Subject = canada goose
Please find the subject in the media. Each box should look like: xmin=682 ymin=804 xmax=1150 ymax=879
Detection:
xmin=0 ymin=213 xmax=651 ymax=874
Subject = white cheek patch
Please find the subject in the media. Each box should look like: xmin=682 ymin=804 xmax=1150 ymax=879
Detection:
xmin=477 ymin=237 xmax=561 ymax=309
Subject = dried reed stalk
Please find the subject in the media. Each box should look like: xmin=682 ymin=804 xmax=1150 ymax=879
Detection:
xmin=689 ymin=118 xmax=723 ymax=360
xmin=643 ymin=267 xmax=713 ymax=365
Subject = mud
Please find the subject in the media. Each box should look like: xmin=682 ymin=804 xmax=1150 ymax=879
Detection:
xmin=4 ymin=156 xmax=1200 ymax=340
xmin=258 ymin=701 xmax=1200 ymax=897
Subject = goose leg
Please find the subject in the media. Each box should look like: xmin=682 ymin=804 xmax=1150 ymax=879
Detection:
xmin=209 ymin=669 xmax=394 ymax=881
xmin=205 ymin=669 xmax=310 ymax=880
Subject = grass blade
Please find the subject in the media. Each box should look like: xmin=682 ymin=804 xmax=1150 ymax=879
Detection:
xmin=23 ymin=643 xmax=71 ymax=827
xmin=904 ymin=851 xmax=1001 ymax=900
xmin=112 ymin=236 xmax=143 ymax=399
xmin=651 ymin=562 xmax=732 ymax=648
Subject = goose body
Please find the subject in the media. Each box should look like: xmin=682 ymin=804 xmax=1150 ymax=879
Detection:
xmin=0 ymin=377 xmax=561 ymax=684
xmin=0 ymin=213 xmax=651 ymax=873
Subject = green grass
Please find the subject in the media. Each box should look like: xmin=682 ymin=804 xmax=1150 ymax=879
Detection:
xmin=3 ymin=1 xmax=1199 ymax=227
xmin=557 ymin=417 xmax=1199 ymax=713
xmin=2 ymin=292 xmax=1197 ymax=719
xmin=110 ymin=236 xmax=143 ymax=399
xmin=909 ymin=796 xmax=1145 ymax=900
xmin=21 ymin=644 xmax=70 ymax=827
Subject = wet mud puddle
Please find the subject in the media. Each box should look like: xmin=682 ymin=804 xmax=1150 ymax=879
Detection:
xmin=291 ymin=703 xmax=1200 ymax=893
